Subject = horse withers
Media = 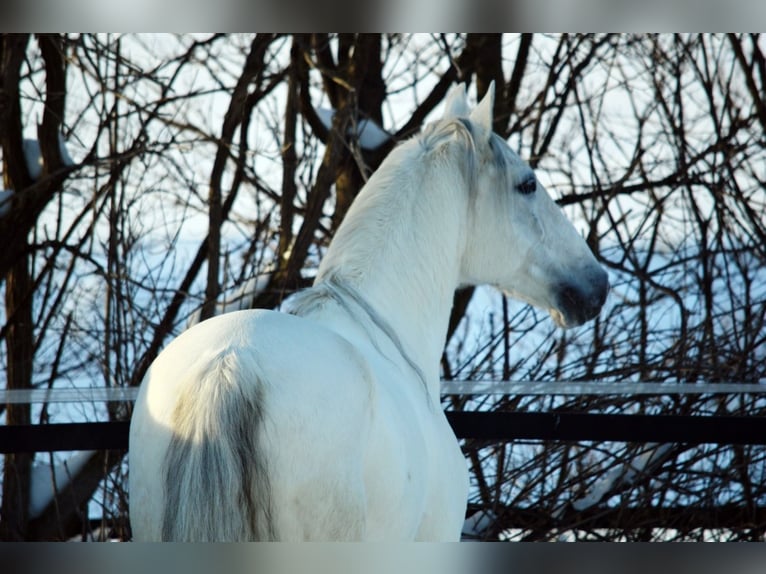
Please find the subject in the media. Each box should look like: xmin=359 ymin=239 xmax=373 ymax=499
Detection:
xmin=129 ymin=82 xmax=608 ymax=541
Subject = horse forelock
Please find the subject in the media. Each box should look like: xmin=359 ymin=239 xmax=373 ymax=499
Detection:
xmin=418 ymin=117 xmax=474 ymax=151
xmin=415 ymin=117 xmax=519 ymax=196
xmin=416 ymin=118 xmax=477 ymax=191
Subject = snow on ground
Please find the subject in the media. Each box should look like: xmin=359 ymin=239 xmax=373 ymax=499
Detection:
xmin=571 ymin=443 xmax=674 ymax=511
xmin=29 ymin=450 xmax=95 ymax=519
xmin=461 ymin=509 xmax=497 ymax=540
xmin=185 ymin=272 xmax=272 ymax=328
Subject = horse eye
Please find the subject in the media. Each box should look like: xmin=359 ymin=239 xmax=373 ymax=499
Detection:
xmin=516 ymin=175 xmax=537 ymax=195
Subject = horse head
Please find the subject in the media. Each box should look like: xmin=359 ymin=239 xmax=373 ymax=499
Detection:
xmin=447 ymin=82 xmax=609 ymax=328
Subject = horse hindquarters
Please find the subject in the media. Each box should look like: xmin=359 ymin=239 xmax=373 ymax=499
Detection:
xmin=130 ymin=310 xmax=376 ymax=541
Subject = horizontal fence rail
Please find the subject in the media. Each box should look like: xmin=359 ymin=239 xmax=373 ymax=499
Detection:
xmin=2 ymin=413 xmax=766 ymax=454
xmin=3 ymin=381 xmax=766 ymax=404
xmin=2 ymin=382 xmax=765 ymax=453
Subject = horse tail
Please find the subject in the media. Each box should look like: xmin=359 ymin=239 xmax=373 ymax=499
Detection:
xmin=160 ymin=351 xmax=275 ymax=541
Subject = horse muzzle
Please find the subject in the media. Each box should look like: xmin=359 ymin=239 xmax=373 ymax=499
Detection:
xmin=550 ymin=267 xmax=609 ymax=328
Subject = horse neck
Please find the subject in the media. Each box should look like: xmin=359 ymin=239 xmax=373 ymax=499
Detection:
xmin=315 ymin=144 xmax=469 ymax=397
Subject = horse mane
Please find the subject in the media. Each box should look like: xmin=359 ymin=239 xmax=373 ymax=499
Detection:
xmin=309 ymin=114 xmax=522 ymax=298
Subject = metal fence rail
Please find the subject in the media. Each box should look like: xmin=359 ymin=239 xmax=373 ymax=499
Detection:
xmin=2 ymin=411 xmax=766 ymax=454
xmin=3 ymin=381 xmax=766 ymax=404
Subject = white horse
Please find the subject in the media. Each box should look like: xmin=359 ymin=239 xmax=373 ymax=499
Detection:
xmin=129 ymin=82 xmax=609 ymax=541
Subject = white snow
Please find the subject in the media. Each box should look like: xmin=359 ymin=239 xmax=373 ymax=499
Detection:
xmin=22 ymin=133 xmax=74 ymax=181
xmin=571 ymin=443 xmax=673 ymax=511
xmin=0 ymin=189 xmax=13 ymax=216
xmin=23 ymin=139 xmax=43 ymax=180
xmin=186 ymin=272 xmax=272 ymax=328
xmin=0 ymin=135 xmax=74 ymax=216
xmin=315 ymin=107 xmax=335 ymax=133
xmin=461 ymin=509 xmax=496 ymax=539
xmin=29 ymin=450 xmax=95 ymax=519
xmin=316 ymin=106 xmax=391 ymax=150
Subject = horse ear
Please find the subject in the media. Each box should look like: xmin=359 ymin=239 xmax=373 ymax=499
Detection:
xmin=442 ymin=83 xmax=470 ymax=119
xmin=469 ymin=80 xmax=495 ymax=137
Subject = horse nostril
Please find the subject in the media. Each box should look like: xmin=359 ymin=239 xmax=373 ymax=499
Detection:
xmin=555 ymin=269 xmax=608 ymax=326
xmin=556 ymin=284 xmax=589 ymax=322
xmin=560 ymin=285 xmax=581 ymax=308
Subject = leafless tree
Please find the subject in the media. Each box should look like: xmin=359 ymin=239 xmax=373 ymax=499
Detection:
xmin=1 ymin=33 xmax=764 ymax=540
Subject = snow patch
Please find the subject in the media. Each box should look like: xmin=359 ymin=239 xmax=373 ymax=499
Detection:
xmin=186 ymin=273 xmax=272 ymax=328
xmin=29 ymin=450 xmax=95 ymax=519
xmin=572 ymin=443 xmax=673 ymax=511
xmin=462 ymin=509 xmax=496 ymax=539
xmin=22 ymin=133 xmax=74 ymax=181
xmin=0 ymin=189 xmax=13 ymax=217
xmin=316 ymin=107 xmax=391 ymax=150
